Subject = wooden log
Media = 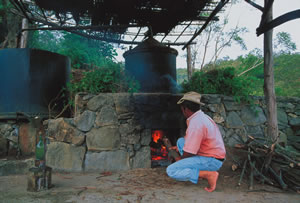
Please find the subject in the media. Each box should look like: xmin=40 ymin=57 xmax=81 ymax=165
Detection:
xmin=249 ymin=160 xmax=274 ymax=185
xmin=162 ymin=137 xmax=180 ymax=160
xmin=249 ymin=160 xmax=254 ymax=190
xmin=269 ymin=167 xmax=287 ymax=190
xmin=238 ymin=159 xmax=248 ymax=186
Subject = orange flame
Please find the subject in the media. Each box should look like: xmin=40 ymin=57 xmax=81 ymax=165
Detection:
xmin=152 ymin=130 xmax=164 ymax=143
xmin=151 ymin=130 xmax=168 ymax=161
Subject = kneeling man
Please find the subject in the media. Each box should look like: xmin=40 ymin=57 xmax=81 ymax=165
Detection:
xmin=166 ymin=92 xmax=226 ymax=192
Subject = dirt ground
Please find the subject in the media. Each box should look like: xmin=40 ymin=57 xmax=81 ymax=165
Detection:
xmin=1 ymin=160 xmax=300 ymax=203
xmin=0 ymin=148 xmax=299 ymax=203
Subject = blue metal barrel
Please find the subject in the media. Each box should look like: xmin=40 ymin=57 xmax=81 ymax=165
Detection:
xmin=0 ymin=48 xmax=70 ymax=119
xmin=123 ymin=37 xmax=178 ymax=93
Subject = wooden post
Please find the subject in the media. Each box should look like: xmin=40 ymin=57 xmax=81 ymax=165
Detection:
xmin=263 ymin=0 xmax=279 ymax=143
xmin=187 ymin=44 xmax=193 ymax=80
xmin=19 ymin=18 xmax=28 ymax=48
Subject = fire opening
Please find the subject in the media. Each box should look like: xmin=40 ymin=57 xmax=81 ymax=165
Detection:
xmin=151 ymin=130 xmax=167 ymax=161
xmin=150 ymin=129 xmax=181 ymax=167
xmin=150 ymin=130 xmax=171 ymax=167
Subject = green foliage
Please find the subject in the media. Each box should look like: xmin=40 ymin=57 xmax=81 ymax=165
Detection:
xmin=176 ymin=68 xmax=188 ymax=84
xmin=58 ymin=32 xmax=117 ymax=69
xmin=273 ymin=53 xmax=300 ymax=97
xmin=67 ymin=63 xmax=140 ymax=106
xmin=274 ymin=32 xmax=297 ymax=54
xmin=28 ymin=30 xmax=63 ymax=52
xmin=181 ymin=67 xmax=255 ymax=102
xmin=28 ymin=31 xmax=117 ymax=69
xmin=177 ymin=51 xmax=300 ymax=98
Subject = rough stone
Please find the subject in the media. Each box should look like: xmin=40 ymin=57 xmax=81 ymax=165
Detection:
xmin=121 ymin=133 xmax=141 ymax=145
xmin=288 ymin=113 xmax=298 ymax=118
xmin=140 ymin=129 xmax=152 ymax=146
xmin=225 ymin=112 xmax=244 ymax=129
xmin=74 ymin=93 xmax=89 ymax=117
xmin=245 ymin=126 xmax=264 ymax=138
xmin=0 ymin=158 xmax=34 ymax=176
xmin=47 ymin=118 xmax=85 ymax=146
xmin=114 ymin=93 xmax=134 ymax=114
xmin=7 ymin=141 xmax=18 ymax=157
xmin=213 ymin=114 xmax=225 ymax=124
xmin=226 ymin=134 xmax=242 ymax=147
xmin=0 ymin=137 xmax=8 ymax=156
xmin=234 ymin=129 xmax=248 ymax=143
xmin=0 ymin=124 xmax=13 ymax=138
xmin=119 ymin=123 xmax=135 ymax=136
xmin=217 ymin=124 xmax=226 ymax=138
xmin=86 ymin=126 xmax=120 ymax=151
xmin=224 ymin=101 xmax=243 ymax=111
xmin=224 ymin=128 xmax=235 ymax=140
xmin=277 ymin=108 xmax=288 ymax=128
xmin=240 ymin=106 xmax=267 ymax=126
xmin=202 ymin=94 xmax=221 ymax=104
xmin=87 ymin=94 xmax=114 ymax=111
xmin=278 ymin=131 xmax=287 ymax=146
xmin=223 ymin=96 xmax=235 ymax=101
xmin=46 ymin=142 xmax=86 ymax=172
xmin=6 ymin=125 xmax=18 ymax=143
xmin=84 ymin=150 xmax=130 ymax=172
xmin=127 ymin=145 xmax=135 ymax=157
xmin=134 ymin=143 xmax=141 ymax=151
xmin=285 ymin=127 xmax=294 ymax=137
xmin=95 ymin=106 xmax=118 ymax=127
xmin=286 ymin=103 xmax=296 ymax=113
xmin=82 ymin=94 xmax=94 ymax=101
xmin=74 ymin=110 xmax=96 ymax=132
xmin=118 ymin=112 xmax=134 ymax=120
xmin=208 ymin=103 xmax=226 ymax=117
xmin=289 ymin=117 xmax=300 ymax=127
xmin=132 ymin=146 xmax=151 ymax=169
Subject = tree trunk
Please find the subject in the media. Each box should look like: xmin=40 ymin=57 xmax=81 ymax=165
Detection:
xmin=263 ymin=0 xmax=278 ymax=143
xmin=187 ymin=44 xmax=193 ymax=80
xmin=1 ymin=0 xmax=23 ymax=48
xmin=19 ymin=18 xmax=28 ymax=48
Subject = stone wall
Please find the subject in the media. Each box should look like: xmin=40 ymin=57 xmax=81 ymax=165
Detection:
xmin=1 ymin=93 xmax=300 ymax=173
xmin=44 ymin=93 xmax=185 ymax=172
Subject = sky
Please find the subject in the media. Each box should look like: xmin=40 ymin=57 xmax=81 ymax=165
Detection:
xmin=115 ymin=0 xmax=300 ymax=69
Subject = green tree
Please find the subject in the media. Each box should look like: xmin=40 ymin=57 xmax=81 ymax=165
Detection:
xmin=28 ymin=31 xmax=117 ymax=69
xmin=58 ymin=32 xmax=117 ymax=69
xmin=0 ymin=0 xmax=22 ymax=48
xmin=28 ymin=30 xmax=63 ymax=52
xmin=274 ymin=32 xmax=297 ymax=55
xmin=181 ymin=67 xmax=255 ymax=102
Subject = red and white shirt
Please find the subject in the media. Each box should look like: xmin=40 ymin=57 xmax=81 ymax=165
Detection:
xmin=183 ymin=110 xmax=226 ymax=159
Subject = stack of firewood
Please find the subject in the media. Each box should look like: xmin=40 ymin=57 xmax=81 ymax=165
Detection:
xmin=234 ymin=135 xmax=300 ymax=192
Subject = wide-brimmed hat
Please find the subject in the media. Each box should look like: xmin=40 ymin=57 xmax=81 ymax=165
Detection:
xmin=177 ymin=91 xmax=205 ymax=105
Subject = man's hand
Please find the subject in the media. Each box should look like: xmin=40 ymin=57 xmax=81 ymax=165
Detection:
xmin=175 ymin=156 xmax=182 ymax=162
xmin=168 ymin=146 xmax=178 ymax=152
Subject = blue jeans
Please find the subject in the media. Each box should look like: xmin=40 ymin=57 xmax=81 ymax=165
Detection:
xmin=166 ymin=137 xmax=223 ymax=184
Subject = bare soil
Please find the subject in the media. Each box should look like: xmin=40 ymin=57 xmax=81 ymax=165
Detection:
xmin=0 ymin=148 xmax=299 ymax=203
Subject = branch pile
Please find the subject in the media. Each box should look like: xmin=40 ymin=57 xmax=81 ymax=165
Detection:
xmin=234 ymin=135 xmax=300 ymax=192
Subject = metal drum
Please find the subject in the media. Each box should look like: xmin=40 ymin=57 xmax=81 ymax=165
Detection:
xmin=0 ymin=48 xmax=70 ymax=119
xmin=123 ymin=37 xmax=178 ymax=93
